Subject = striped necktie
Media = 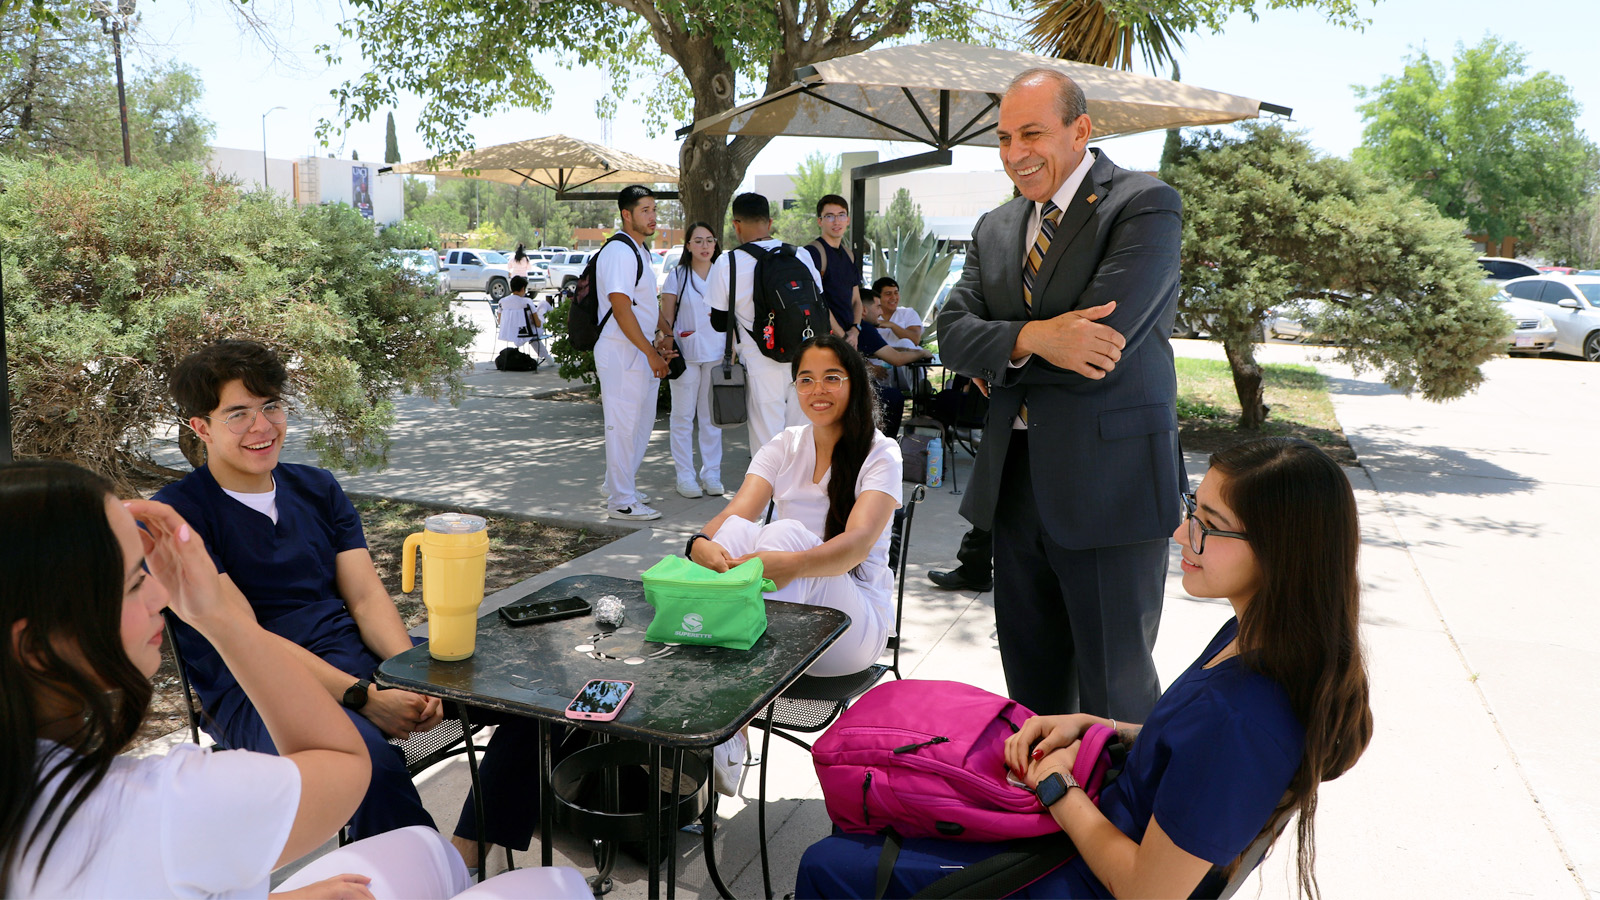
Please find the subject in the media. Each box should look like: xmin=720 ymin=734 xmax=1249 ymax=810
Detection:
xmin=1022 ymin=201 xmax=1063 ymax=312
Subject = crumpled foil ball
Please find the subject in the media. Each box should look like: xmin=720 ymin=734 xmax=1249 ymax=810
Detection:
xmin=594 ymin=594 xmax=626 ymax=627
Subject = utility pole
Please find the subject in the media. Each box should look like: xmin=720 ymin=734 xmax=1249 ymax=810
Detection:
xmin=94 ymin=0 xmax=137 ymax=167
xmin=262 ymin=106 xmax=287 ymax=192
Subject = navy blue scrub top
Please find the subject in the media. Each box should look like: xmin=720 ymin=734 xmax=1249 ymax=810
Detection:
xmin=154 ymin=463 xmax=372 ymax=721
xmin=807 ymin=240 xmax=862 ymax=331
xmin=1054 ymin=617 xmax=1305 ymax=896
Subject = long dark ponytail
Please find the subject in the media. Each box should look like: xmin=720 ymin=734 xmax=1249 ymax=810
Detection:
xmin=792 ymin=334 xmax=880 ymax=540
xmin=1208 ymin=438 xmax=1373 ymax=900
xmin=0 ymin=461 xmax=152 ymax=895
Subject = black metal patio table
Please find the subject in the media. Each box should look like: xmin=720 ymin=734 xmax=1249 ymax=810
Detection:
xmin=374 ymin=574 xmax=849 ymax=900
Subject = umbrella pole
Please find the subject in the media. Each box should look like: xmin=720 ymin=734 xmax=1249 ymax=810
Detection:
xmin=847 ymin=149 xmax=954 ymax=263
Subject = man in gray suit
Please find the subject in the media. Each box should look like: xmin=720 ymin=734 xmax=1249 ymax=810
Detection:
xmin=937 ymin=68 xmax=1184 ymax=722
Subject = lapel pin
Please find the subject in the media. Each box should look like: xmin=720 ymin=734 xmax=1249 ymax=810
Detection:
xmin=1086 ymin=193 xmax=1098 ymax=204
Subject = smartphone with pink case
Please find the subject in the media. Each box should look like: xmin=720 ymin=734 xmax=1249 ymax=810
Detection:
xmin=564 ymin=679 xmax=635 ymax=721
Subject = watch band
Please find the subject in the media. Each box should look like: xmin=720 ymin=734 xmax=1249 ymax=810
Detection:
xmin=685 ymin=532 xmax=710 ymax=559
xmin=1035 ymin=770 xmax=1079 ymax=809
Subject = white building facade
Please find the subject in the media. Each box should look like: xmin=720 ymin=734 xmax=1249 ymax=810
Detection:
xmin=205 ymin=146 xmax=405 ymax=225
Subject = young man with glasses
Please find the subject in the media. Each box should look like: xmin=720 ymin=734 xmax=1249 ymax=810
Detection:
xmin=154 ymin=340 xmax=543 ymax=867
xmin=805 ymin=194 xmax=863 ymax=347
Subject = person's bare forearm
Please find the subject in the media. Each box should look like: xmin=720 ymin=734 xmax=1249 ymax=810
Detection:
xmin=205 ymin=618 xmax=367 ymax=758
xmin=346 ymin=592 xmax=415 ymax=660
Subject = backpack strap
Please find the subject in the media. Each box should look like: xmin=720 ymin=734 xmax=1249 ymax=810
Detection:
xmin=908 ymin=832 xmax=1077 ymax=900
xmin=874 ymin=828 xmax=904 ymax=900
xmin=733 ymin=242 xmax=773 ymax=349
xmin=594 ymin=232 xmax=644 ymax=337
xmin=807 ymin=238 xmax=829 ymax=279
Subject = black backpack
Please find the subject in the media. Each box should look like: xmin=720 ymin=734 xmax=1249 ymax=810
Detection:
xmin=495 ymin=346 xmax=538 ymax=371
xmin=732 ymin=241 xmax=828 ymax=364
xmin=565 ymin=233 xmax=644 ymax=352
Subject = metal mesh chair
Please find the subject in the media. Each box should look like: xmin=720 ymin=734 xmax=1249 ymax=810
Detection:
xmin=748 ymin=483 xmax=927 ymax=899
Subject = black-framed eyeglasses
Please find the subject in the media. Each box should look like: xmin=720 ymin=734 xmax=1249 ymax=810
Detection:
xmin=1182 ymin=492 xmax=1248 ymax=554
xmin=209 ymin=400 xmax=289 ymax=435
xmin=820 ymin=213 xmax=849 ymax=223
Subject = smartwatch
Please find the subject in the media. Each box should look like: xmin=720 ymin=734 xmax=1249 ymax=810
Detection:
xmin=341 ymin=678 xmax=371 ymax=711
xmin=1034 ymin=770 xmax=1078 ymax=809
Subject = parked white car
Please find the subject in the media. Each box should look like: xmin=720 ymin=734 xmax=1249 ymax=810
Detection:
xmin=547 ymin=251 xmax=593 ymax=291
xmin=1502 ymin=275 xmax=1600 ymax=360
xmin=1491 ymin=289 xmax=1557 ymax=356
xmin=389 ymin=249 xmax=448 ymax=296
xmin=441 ymin=248 xmax=513 ymax=300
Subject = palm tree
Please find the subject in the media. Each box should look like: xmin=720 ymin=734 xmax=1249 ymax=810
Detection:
xmin=1026 ymin=0 xmax=1189 ymax=72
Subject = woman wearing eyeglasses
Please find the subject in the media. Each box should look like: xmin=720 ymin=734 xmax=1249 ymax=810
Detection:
xmin=796 ymin=437 xmax=1373 ymax=899
xmin=688 ymin=335 xmax=902 ymax=790
xmin=655 ymin=222 xmax=727 ymax=499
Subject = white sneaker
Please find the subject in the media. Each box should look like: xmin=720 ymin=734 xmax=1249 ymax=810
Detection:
xmin=702 ymin=479 xmax=726 ymax=496
xmin=712 ymin=731 xmax=748 ymax=797
xmin=609 ymin=504 xmax=662 ymax=521
xmin=676 ymin=480 xmax=704 ymax=499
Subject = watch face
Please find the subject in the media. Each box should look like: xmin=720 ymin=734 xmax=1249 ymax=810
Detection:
xmin=1035 ymin=772 xmax=1069 ymax=808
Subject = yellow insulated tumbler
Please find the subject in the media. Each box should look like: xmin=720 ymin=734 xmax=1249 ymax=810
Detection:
xmin=402 ymin=513 xmax=489 ymax=661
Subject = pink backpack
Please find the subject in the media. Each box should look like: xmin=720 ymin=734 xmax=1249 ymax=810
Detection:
xmin=813 ymin=680 xmax=1119 ymax=842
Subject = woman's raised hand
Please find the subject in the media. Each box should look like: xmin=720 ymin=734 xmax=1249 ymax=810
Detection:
xmin=1004 ymin=713 xmax=1096 ymax=779
xmin=124 ymin=499 xmax=247 ymax=632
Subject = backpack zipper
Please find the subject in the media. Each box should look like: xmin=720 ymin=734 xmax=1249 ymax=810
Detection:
xmin=862 ymin=771 xmax=872 ymax=826
xmin=893 ymin=736 xmax=950 ymax=754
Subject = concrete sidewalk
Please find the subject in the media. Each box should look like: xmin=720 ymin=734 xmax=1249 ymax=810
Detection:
xmin=156 ymin=303 xmax=1590 ymax=898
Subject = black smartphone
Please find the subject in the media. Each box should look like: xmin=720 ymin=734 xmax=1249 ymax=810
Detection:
xmin=498 ymin=594 xmax=591 ymax=626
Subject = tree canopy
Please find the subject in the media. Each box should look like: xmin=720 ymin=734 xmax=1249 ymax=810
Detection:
xmin=0 ymin=8 xmax=213 ymax=165
xmin=772 ymin=151 xmax=842 ymax=244
xmin=1355 ymin=36 xmax=1597 ymax=244
xmin=1169 ymin=123 xmax=1506 ymax=427
xmin=0 ymin=158 xmax=475 ymax=486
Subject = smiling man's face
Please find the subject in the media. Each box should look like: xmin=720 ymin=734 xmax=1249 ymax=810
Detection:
xmin=997 ymin=78 xmax=1092 ymax=204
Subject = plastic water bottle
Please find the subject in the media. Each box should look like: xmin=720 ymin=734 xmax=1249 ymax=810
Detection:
xmin=925 ymin=435 xmax=943 ymax=487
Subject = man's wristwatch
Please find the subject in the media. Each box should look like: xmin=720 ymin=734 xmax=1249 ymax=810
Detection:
xmin=1034 ymin=770 xmax=1079 ymax=809
xmin=341 ymin=678 xmax=371 ymax=711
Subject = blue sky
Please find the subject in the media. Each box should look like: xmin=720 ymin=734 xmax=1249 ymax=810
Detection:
xmin=134 ymin=0 xmax=1600 ymax=183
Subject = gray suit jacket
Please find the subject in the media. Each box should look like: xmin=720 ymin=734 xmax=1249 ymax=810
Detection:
xmin=937 ymin=149 xmax=1185 ymax=550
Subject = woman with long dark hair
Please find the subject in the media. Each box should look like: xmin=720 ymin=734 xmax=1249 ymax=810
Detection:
xmin=689 ymin=335 xmax=900 ymax=789
xmin=656 ymin=222 xmax=726 ymax=497
xmin=796 ymin=437 xmax=1373 ymax=899
xmin=0 ymin=461 xmax=587 ymax=899
xmin=508 ymin=243 xmax=532 ymax=280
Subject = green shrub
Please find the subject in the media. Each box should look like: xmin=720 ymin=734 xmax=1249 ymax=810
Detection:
xmin=0 ymin=158 xmax=475 ymax=488
xmin=379 ymin=220 xmax=442 ymax=250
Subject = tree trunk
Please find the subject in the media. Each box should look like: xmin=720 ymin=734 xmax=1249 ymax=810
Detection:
xmin=677 ymin=41 xmax=771 ymax=239
xmin=178 ymin=427 xmax=206 ymax=470
xmin=1222 ymin=335 xmax=1267 ymax=430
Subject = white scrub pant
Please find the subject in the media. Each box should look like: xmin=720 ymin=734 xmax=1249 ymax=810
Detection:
xmin=745 ymin=350 xmax=802 ymax=452
xmin=276 ymin=825 xmax=590 ymax=899
xmin=596 ymin=337 xmax=658 ymax=510
xmin=670 ymin=359 xmax=724 ymax=486
xmin=713 ymin=515 xmax=889 ymax=677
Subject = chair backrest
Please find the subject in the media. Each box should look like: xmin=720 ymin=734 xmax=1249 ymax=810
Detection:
xmin=889 ymin=483 xmax=927 ymax=679
xmin=1212 ymin=807 xmax=1295 ymax=899
xmin=161 ymin=609 xmax=217 ymax=747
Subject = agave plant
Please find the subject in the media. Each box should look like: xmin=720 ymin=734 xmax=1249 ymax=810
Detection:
xmin=871 ymin=229 xmax=957 ymax=346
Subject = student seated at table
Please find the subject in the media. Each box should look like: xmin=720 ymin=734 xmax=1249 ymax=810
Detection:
xmin=151 ymin=339 xmax=543 ymax=870
xmin=868 ymin=277 xmax=923 ymax=351
xmin=857 ymin=289 xmax=932 ymax=438
xmin=688 ymin=335 xmax=902 ymax=791
xmin=795 ymin=437 xmax=1374 ymax=899
xmin=495 ymin=275 xmax=552 ymax=368
xmin=0 ymin=461 xmax=590 ymax=899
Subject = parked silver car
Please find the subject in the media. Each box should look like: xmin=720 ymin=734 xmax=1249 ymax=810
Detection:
xmin=1502 ymin=275 xmax=1600 ymax=360
xmin=1491 ymin=289 xmax=1556 ymax=356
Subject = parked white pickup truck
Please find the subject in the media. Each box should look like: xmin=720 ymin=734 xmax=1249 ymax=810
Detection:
xmin=546 ymin=250 xmax=594 ymax=292
xmin=441 ymin=248 xmax=513 ymax=300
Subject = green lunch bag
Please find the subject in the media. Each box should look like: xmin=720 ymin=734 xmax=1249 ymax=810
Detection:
xmin=642 ymin=555 xmax=774 ymax=650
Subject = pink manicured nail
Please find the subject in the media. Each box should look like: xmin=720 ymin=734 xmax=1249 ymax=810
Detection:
xmin=178 ymin=524 xmax=192 ymax=542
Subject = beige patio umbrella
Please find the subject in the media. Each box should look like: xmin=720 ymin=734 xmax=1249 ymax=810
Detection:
xmin=681 ymin=39 xmax=1286 ymax=147
xmin=381 ymin=134 xmax=679 ymax=196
